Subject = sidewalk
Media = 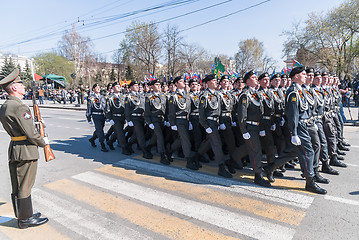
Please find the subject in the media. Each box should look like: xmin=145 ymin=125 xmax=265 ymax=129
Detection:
xmin=1 ymin=98 xmax=358 ymax=125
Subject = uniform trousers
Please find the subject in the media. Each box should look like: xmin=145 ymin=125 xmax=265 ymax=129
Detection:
xmin=92 ymin=115 xmax=106 ymax=143
xmin=9 ymin=160 xmax=38 ymax=198
xmin=189 ymin=115 xmax=202 ymax=151
xmin=132 ymin=117 xmax=147 ymax=151
xmin=244 ymin=124 xmax=263 ymax=174
xmin=152 ymin=120 xmax=166 ymax=153
xmin=315 ymin=119 xmax=329 ymax=163
xmin=323 ymin=114 xmax=338 ymax=159
xmin=204 ymin=120 xmax=224 ymax=165
xmin=176 ymin=119 xmax=192 ymax=158
xmin=109 ymin=117 xmax=126 ymax=148
xmin=295 ymin=121 xmax=315 ymax=178
xmin=307 ymin=122 xmax=321 ymax=170
xmin=260 ymin=120 xmax=276 ymax=163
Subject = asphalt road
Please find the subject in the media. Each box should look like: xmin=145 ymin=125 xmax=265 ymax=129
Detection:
xmin=0 ymin=105 xmax=358 ymax=240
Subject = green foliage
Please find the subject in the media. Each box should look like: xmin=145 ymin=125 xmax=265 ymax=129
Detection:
xmin=125 ymin=65 xmax=134 ymax=80
xmin=109 ymin=68 xmax=116 ymax=82
xmin=0 ymin=57 xmax=16 ymax=79
xmin=34 ymin=52 xmax=75 ymax=87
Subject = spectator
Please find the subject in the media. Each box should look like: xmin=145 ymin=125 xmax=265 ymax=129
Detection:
xmin=38 ymin=87 xmax=45 ymax=104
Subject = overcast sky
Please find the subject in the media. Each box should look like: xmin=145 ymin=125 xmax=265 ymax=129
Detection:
xmin=0 ymin=0 xmax=346 ymax=69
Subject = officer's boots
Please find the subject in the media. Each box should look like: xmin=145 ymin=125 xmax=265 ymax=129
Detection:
xmin=100 ymin=142 xmax=109 ymax=152
xmin=107 ymin=140 xmax=115 ymax=150
xmin=186 ymin=157 xmax=199 ymax=170
xmin=254 ymin=172 xmax=271 ymax=187
xmin=305 ymin=177 xmax=327 ymax=194
xmin=224 ymin=159 xmax=236 ymax=174
xmin=165 ymin=144 xmax=174 ymax=162
xmin=263 ymin=162 xmax=277 ymax=183
xmin=322 ymin=161 xmax=339 ymax=175
xmin=160 ymin=153 xmax=171 ymax=165
xmin=122 ymin=145 xmax=132 ymax=155
xmin=313 ymin=168 xmax=330 ymax=184
xmin=218 ymin=164 xmax=232 ymax=178
xmin=89 ymin=137 xmax=96 ymax=147
xmin=330 ymin=155 xmax=347 ymax=168
xmin=338 ymin=142 xmax=350 ymax=151
xmin=142 ymin=149 xmax=153 ymax=159
xmin=11 ymin=194 xmax=41 ymax=219
xmin=17 ymin=195 xmax=48 ymax=229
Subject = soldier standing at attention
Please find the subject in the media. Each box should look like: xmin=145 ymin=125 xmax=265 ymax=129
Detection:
xmin=144 ymin=79 xmax=170 ymax=165
xmin=0 ymin=69 xmax=49 ymax=228
xmin=237 ymin=71 xmax=271 ymax=187
xmin=86 ymin=83 xmax=109 ymax=152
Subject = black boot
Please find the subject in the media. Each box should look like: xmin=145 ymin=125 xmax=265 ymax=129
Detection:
xmin=107 ymin=141 xmax=115 ymax=150
xmin=330 ymin=156 xmax=347 ymax=168
xmin=165 ymin=144 xmax=174 ymax=162
xmin=322 ymin=161 xmax=339 ymax=175
xmin=273 ymin=170 xmax=284 ymax=177
xmin=122 ymin=146 xmax=131 ymax=155
xmin=305 ymin=177 xmax=327 ymax=194
xmin=186 ymin=157 xmax=199 ymax=170
xmin=218 ymin=164 xmax=232 ymax=178
xmin=11 ymin=194 xmax=41 ymax=219
xmin=342 ymin=141 xmax=351 ymax=147
xmin=285 ymin=162 xmax=295 ymax=169
xmin=143 ymin=150 xmax=153 ymax=159
xmin=17 ymin=195 xmax=48 ymax=229
xmin=254 ymin=172 xmax=271 ymax=187
xmin=263 ymin=163 xmax=277 ymax=183
xmin=314 ymin=170 xmax=330 ymax=184
xmin=160 ymin=153 xmax=171 ymax=165
xmin=225 ymin=160 xmax=236 ymax=174
xmin=230 ymin=157 xmax=243 ymax=170
xmin=100 ymin=142 xmax=109 ymax=152
xmin=337 ymin=150 xmax=346 ymax=156
xmin=338 ymin=144 xmax=350 ymax=151
xmin=197 ymin=153 xmax=209 ymax=163
xmin=193 ymin=155 xmax=202 ymax=169
xmin=279 ymin=165 xmax=286 ymax=172
xmin=337 ymin=155 xmax=345 ymax=161
xmin=89 ymin=137 xmax=96 ymax=147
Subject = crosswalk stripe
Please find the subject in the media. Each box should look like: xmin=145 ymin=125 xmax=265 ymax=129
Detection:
xmin=32 ymin=188 xmax=152 ymax=240
xmin=71 ymin=171 xmax=296 ymax=240
xmin=324 ymin=195 xmax=359 ymax=206
xmin=0 ymin=201 xmax=69 ymax=240
xmin=116 ymin=158 xmax=314 ymax=209
xmin=97 ymin=165 xmax=306 ymax=226
xmin=45 ymin=179 xmax=240 ymax=240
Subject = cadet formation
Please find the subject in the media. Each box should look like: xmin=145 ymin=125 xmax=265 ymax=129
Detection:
xmin=86 ymin=66 xmax=351 ymax=195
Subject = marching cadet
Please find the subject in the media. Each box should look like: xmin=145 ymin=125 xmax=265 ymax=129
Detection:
xmin=144 ymin=79 xmax=170 ymax=165
xmin=282 ymin=67 xmax=326 ymax=193
xmin=0 ymin=69 xmax=49 ymax=228
xmin=231 ymin=77 xmax=246 ymax=155
xmin=106 ymin=82 xmax=132 ymax=155
xmin=86 ymin=83 xmax=109 ymax=152
xmin=311 ymin=71 xmax=339 ymax=175
xmin=125 ymin=81 xmax=153 ymax=159
xmin=237 ymin=71 xmax=272 ymax=187
xmin=198 ymin=74 xmax=232 ymax=178
xmin=321 ymin=72 xmax=347 ymax=168
xmin=168 ymin=76 xmax=198 ymax=170
xmin=218 ymin=75 xmax=247 ymax=173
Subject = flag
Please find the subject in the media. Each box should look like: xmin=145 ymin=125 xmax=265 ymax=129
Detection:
xmin=281 ymin=68 xmax=285 ymax=75
xmin=149 ymin=71 xmax=154 ymax=80
xmin=170 ymin=75 xmax=173 ymax=81
xmin=293 ymin=60 xmax=303 ymax=67
xmin=271 ymin=68 xmax=276 ymax=78
xmin=144 ymin=76 xmax=149 ymax=82
xmin=164 ymin=76 xmax=167 ymax=82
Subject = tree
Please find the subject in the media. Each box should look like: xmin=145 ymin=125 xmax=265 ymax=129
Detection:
xmin=179 ymin=42 xmax=206 ymax=72
xmin=0 ymin=57 xmax=16 ymax=79
xmin=34 ymin=52 xmax=76 ymax=87
xmin=109 ymin=68 xmax=116 ymax=82
xmin=58 ymin=25 xmax=94 ymax=86
xmin=125 ymin=66 xmax=134 ymax=81
xmin=119 ymin=21 xmax=162 ymax=79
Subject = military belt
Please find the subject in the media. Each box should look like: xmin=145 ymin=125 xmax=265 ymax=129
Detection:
xmin=263 ymin=116 xmax=271 ymax=120
xmin=132 ymin=113 xmax=143 ymax=117
xmin=190 ymin=112 xmax=199 ymax=116
xmin=246 ymin=121 xmax=259 ymax=126
xmin=11 ymin=136 xmax=27 ymax=141
xmin=221 ymin=113 xmax=231 ymax=117
xmin=176 ymin=116 xmax=187 ymax=119
xmin=299 ymin=119 xmax=311 ymax=124
xmin=92 ymin=112 xmax=103 ymax=115
xmin=275 ymin=114 xmax=281 ymax=117
xmin=113 ymin=114 xmax=124 ymax=117
xmin=207 ymin=117 xmax=219 ymax=122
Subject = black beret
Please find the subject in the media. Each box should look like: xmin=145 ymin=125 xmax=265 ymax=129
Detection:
xmin=220 ymin=75 xmax=229 ymax=82
xmin=188 ymin=79 xmax=199 ymax=85
xmin=314 ymin=71 xmax=321 ymax=77
xmin=321 ymin=71 xmax=328 ymax=77
xmin=305 ymin=67 xmax=314 ymax=74
xmin=258 ymin=72 xmax=269 ymax=81
xmin=281 ymin=74 xmax=288 ymax=79
xmin=203 ymin=74 xmax=216 ymax=83
xmin=173 ymin=76 xmax=182 ymax=84
xmin=0 ymin=68 xmax=22 ymax=87
xmin=149 ymin=79 xmax=159 ymax=86
xmin=129 ymin=81 xmax=138 ymax=87
xmin=289 ymin=66 xmax=305 ymax=78
xmin=270 ymin=73 xmax=281 ymax=80
xmin=161 ymin=82 xmax=168 ymax=87
xmin=107 ymin=83 xmax=113 ymax=90
xmin=234 ymin=77 xmax=243 ymax=83
xmin=243 ymin=70 xmax=256 ymax=83
xmin=92 ymin=83 xmax=100 ymax=89
xmin=112 ymin=81 xmax=120 ymax=87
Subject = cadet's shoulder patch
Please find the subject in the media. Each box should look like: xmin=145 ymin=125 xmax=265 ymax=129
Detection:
xmin=125 ymin=101 xmax=128 ymax=104
xmin=291 ymin=97 xmax=297 ymax=102
xmin=169 ymin=99 xmax=173 ymax=103
xmin=242 ymin=99 xmax=247 ymax=104
xmin=200 ymin=99 xmax=204 ymax=104
xmin=23 ymin=111 xmax=32 ymax=120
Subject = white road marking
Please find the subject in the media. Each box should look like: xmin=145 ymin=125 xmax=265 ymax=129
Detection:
xmin=324 ymin=195 xmax=359 ymax=206
xmin=0 ymin=216 xmax=14 ymax=223
xmin=115 ymin=158 xmax=314 ymax=209
xmin=73 ymin=171 xmax=296 ymax=240
xmin=345 ymin=163 xmax=358 ymax=167
xmin=32 ymin=188 xmax=153 ymax=240
xmin=50 ymin=141 xmax=71 ymax=146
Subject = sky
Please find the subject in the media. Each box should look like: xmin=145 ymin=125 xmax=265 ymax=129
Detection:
xmin=0 ymin=0 xmax=346 ymax=69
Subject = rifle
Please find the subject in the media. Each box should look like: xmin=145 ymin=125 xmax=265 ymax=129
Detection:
xmin=30 ymin=61 xmax=55 ymax=162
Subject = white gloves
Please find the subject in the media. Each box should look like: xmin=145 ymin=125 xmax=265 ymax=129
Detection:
xmin=109 ymin=120 xmax=115 ymax=125
xmin=232 ymin=121 xmax=237 ymax=127
xmin=43 ymin=137 xmax=50 ymax=145
xmin=271 ymin=124 xmax=276 ymax=131
xmin=105 ymin=119 xmax=110 ymax=122
xmin=149 ymin=123 xmax=155 ymax=129
xmin=171 ymin=125 xmax=178 ymax=131
xmin=128 ymin=121 xmax=134 ymax=127
xmin=291 ymin=136 xmax=301 ymax=146
xmin=280 ymin=117 xmax=285 ymax=126
xmin=88 ymin=121 xmax=93 ymax=125
xmin=313 ymin=124 xmax=318 ymax=131
xmin=259 ymin=130 xmax=266 ymax=137
xmin=219 ymin=123 xmax=226 ymax=130
xmin=206 ymin=127 xmax=213 ymax=134
xmin=242 ymin=132 xmax=251 ymax=139
xmin=164 ymin=121 xmax=168 ymax=126
xmin=166 ymin=121 xmax=170 ymax=127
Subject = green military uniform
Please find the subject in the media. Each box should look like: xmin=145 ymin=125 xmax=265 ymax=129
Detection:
xmin=0 ymin=68 xmax=48 ymax=228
